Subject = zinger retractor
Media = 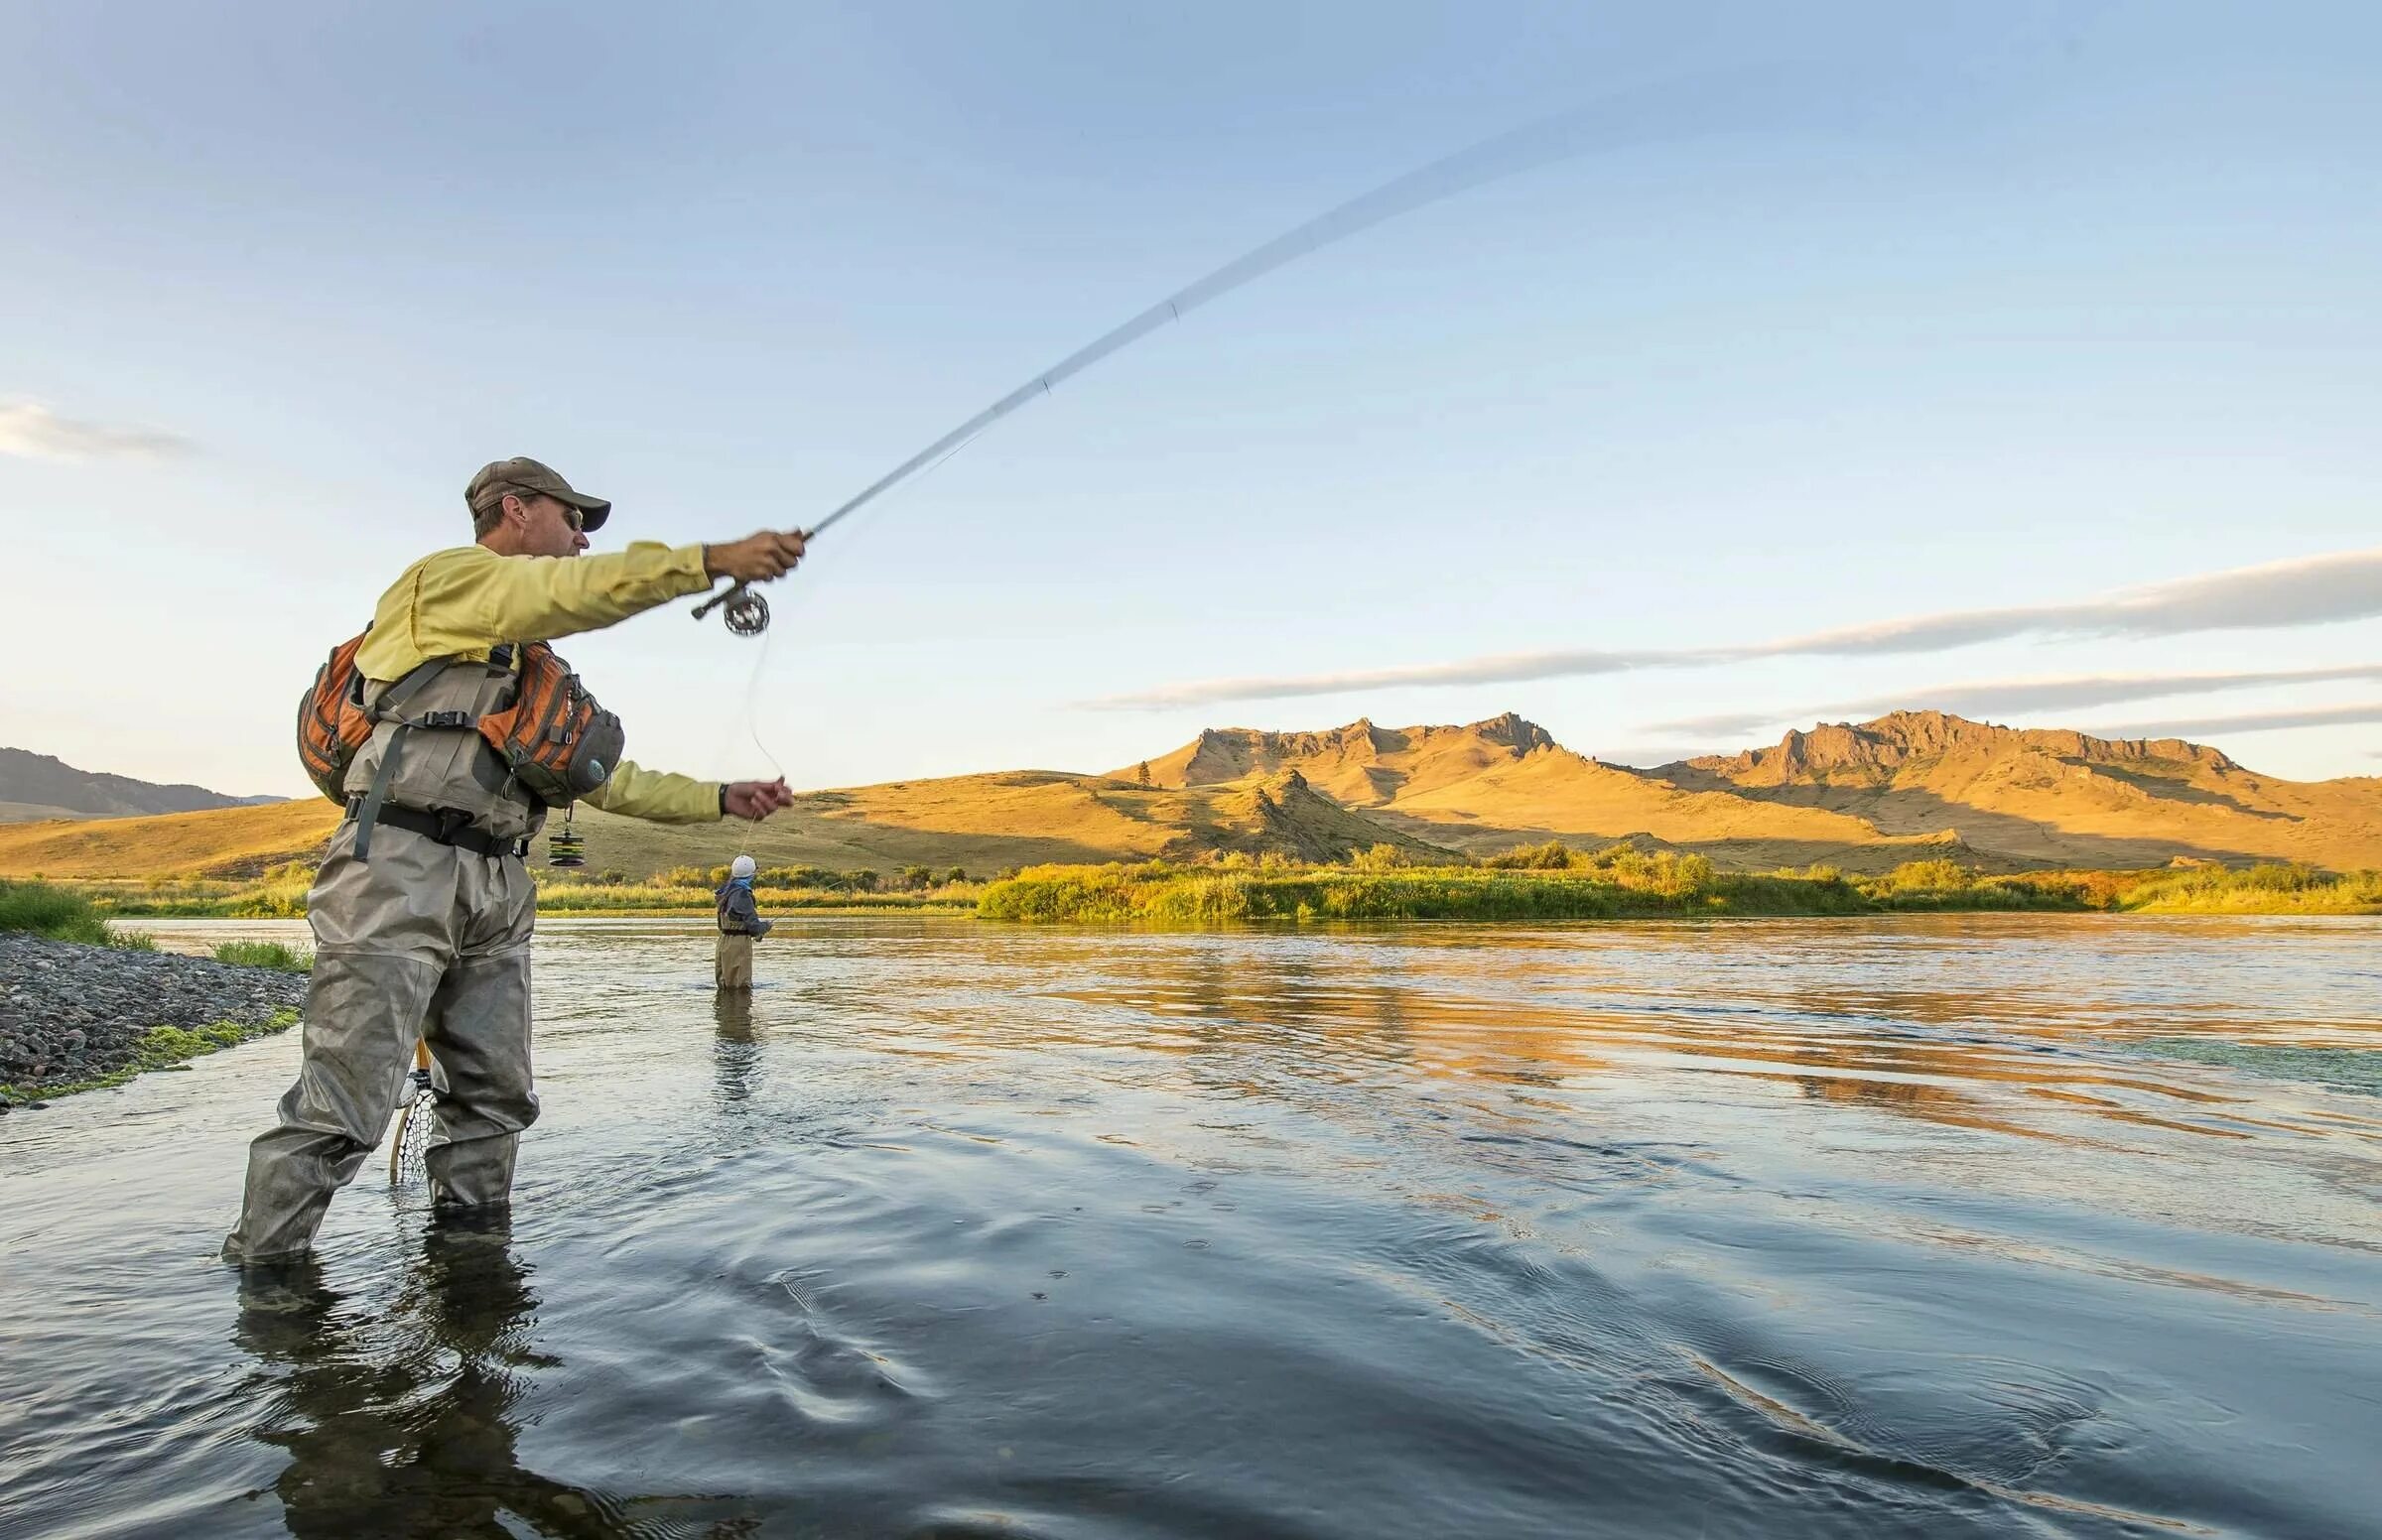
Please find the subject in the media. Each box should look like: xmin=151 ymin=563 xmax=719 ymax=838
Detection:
xmin=546 ymin=805 xmax=587 ymax=868
xmin=694 ymin=580 xmax=771 ymax=636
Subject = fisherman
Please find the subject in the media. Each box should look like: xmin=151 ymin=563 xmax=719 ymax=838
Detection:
xmin=714 ymin=854 xmax=774 ymax=990
xmin=223 ymin=457 xmax=808 ymax=1264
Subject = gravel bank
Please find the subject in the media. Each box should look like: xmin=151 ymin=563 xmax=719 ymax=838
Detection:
xmin=0 ymin=933 xmax=306 ymax=1107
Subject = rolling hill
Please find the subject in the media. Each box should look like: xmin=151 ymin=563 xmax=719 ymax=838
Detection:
xmin=1 ymin=709 xmax=2374 ymax=881
xmin=0 ymin=747 xmax=285 ymax=823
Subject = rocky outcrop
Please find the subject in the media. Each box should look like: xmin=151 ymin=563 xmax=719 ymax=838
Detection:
xmin=1684 ymin=710 xmax=2239 ymax=785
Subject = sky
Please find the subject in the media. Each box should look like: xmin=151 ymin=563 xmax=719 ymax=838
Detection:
xmin=2 ymin=1 xmax=2377 ymax=799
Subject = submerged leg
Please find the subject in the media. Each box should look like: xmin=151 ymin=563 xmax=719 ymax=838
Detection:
xmin=422 ymin=858 xmax=539 ymax=1209
xmin=715 ymin=932 xmax=754 ymax=990
xmin=223 ymin=949 xmax=439 ymax=1261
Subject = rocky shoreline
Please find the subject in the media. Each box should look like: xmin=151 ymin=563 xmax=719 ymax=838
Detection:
xmin=0 ymin=934 xmax=307 ymax=1108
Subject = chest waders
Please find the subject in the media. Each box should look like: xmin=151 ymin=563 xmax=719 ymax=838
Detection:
xmin=224 ymin=655 xmax=555 ymax=1263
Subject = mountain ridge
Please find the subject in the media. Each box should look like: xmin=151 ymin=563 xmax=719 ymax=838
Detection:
xmin=1 ymin=709 xmax=2373 ymax=881
xmin=0 ymin=747 xmax=286 ymax=823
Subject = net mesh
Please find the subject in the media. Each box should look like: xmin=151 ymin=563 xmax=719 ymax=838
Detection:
xmin=389 ymin=1073 xmax=435 ymax=1184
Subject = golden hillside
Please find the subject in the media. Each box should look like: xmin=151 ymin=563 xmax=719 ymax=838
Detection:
xmin=5 ymin=708 xmax=2374 ymax=881
xmin=558 ymin=765 xmax=1447 ymax=877
xmin=0 ymin=766 xmax=1442 ymax=882
xmin=1661 ymin=709 xmax=2382 ymax=870
xmin=1128 ymin=710 xmax=2381 ymax=873
xmin=0 ymin=799 xmax=343 ymax=879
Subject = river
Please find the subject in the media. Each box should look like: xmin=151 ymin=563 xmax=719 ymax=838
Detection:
xmin=3 ymin=914 xmax=2377 ymax=1538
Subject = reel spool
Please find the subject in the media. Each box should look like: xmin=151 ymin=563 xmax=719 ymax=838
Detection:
xmin=722 ymin=587 xmax=770 ymax=635
xmin=693 ymin=580 xmax=771 ymax=636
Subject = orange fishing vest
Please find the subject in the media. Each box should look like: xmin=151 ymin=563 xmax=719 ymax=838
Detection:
xmin=297 ymin=632 xmax=623 ymax=811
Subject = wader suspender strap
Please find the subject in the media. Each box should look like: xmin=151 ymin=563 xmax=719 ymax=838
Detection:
xmin=349 ymin=658 xmax=476 ymax=861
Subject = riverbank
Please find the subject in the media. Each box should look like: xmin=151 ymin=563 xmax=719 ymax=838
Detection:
xmin=0 ymin=932 xmax=304 ymax=1104
xmin=978 ymin=854 xmax=2382 ymax=923
xmin=53 ymin=869 xmax=985 ymax=919
xmin=31 ymin=852 xmax=2382 ymax=924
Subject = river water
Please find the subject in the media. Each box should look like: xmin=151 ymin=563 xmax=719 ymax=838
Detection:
xmin=2 ymin=915 xmax=2377 ymax=1539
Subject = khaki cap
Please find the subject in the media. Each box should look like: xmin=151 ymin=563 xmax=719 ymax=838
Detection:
xmin=465 ymin=456 xmax=611 ymax=532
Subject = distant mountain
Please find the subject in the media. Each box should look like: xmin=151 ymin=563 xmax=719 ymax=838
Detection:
xmin=1657 ymin=709 xmax=2382 ymax=871
xmin=5 ymin=709 xmax=2375 ymax=880
xmin=1126 ymin=712 xmax=1896 ymax=869
xmin=1129 ymin=712 xmax=1557 ymax=805
xmin=0 ymin=747 xmax=287 ymax=823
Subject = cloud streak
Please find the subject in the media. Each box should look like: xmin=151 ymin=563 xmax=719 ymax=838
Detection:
xmin=1647 ymin=664 xmax=2382 ymax=741
xmin=2090 ymin=702 xmax=2382 ymax=740
xmin=0 ymin=400 xmax=195 ymax=461
xmin=1092 ymin=547 xmax=2382 ymax=708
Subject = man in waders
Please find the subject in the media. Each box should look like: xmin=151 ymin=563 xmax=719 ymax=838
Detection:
xmin=715 ymin=854 xmax=774 ymax=990
xmin=223 ymin=457 xmax=807 ymax=1264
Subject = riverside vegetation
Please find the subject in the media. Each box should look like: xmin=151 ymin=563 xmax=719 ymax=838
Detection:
xmin=975 ymin=845 xmax=2382 ymax=923
xmin=9 ymin=848 xmax=2378 ymax=933
xmin=34 ymin=861 xmax=986 ymax=921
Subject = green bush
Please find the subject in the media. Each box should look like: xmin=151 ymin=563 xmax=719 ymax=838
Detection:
xmin=212 ymin=940 xmax=315 ymax=972
xmin=0 ymin=879 xmax=153 ymax=947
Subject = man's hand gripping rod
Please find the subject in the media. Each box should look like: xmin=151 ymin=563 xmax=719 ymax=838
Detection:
xmin=694 ymin=525 xmax=819 ymax=636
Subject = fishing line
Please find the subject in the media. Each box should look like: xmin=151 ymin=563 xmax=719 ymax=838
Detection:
xmin=797 ymin=64 xmax=1821 ymax=542
xmin=707 ymin=65 xmax=1839 ymax=768
xmin=735 ymin=420 xmax=999 ymax=780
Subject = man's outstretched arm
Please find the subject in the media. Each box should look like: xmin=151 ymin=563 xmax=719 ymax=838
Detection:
xmin=580 ymin=767 xmax=796 ymax=825
xmin=359 ymin=530 xmax=808 ymax=676
xmin=397 ymin=532 xmax=807 ymax=651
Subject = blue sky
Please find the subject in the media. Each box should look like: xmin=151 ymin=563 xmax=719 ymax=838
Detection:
xmin=3 ymin=1 xmax=2377 ymax=798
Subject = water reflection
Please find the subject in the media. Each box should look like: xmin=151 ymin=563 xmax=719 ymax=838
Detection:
xmin=233 ymin=1215 xmax=675 ymax=1539
xmin=712 ymin=989 xmax=760 ymax=1108
xmin=6 ymin=916 xmax=2376 ymax=1540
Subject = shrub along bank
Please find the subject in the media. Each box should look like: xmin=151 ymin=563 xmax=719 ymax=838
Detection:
xmin=978 ymin=848 xmax=2382 ymax=924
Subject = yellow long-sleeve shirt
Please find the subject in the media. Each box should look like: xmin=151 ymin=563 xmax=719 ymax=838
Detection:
xmin=355 ymin=542 xmax=725 ymax=824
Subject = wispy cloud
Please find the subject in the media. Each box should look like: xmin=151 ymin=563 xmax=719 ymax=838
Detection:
xmin=2091 ymin=702 xmax=2382 ymax=740
xmin=1092 ymin=548 xmax=2382 ymax=708
xmin=0 ymin=400 xmax=195 ymax=461
xmin=1647 ymin=664 xmax=2382 ymax=741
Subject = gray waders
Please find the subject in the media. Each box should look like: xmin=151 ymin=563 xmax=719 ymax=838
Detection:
xmin=223 ymin=819 xmax=539 ymax=1262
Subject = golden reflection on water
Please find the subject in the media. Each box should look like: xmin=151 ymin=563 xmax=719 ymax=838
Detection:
xmin=1013 ymin=919 xmax=2382 ymax=1156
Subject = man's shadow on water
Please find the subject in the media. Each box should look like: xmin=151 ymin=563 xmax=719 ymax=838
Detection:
xmin=232 ymin=1214 xmax=751 ymax=1539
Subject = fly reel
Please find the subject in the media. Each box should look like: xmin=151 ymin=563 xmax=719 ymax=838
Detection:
xmin=693 ymin=581 xmax=771 ymax=636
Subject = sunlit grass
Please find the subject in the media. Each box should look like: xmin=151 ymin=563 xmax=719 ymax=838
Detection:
xmin=0 ymin=878 xmax=163 ymax=948
xmin=981 ymin=848 xmax=2382 ymax=923
xmin=210 ymin=939 xmax=314 ymax=972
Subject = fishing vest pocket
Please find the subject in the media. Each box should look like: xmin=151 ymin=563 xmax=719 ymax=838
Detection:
xmin=476 ymin=643 xmax=624 ymax=806
xmin=300 ymin=632 xmax=622 ymax=854
xmin=295 ymin=632 xmax=379 ymax=805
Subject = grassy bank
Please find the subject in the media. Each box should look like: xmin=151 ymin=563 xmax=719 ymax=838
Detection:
xmin=979 ymin=849 xmax=2382 ymax=923
xmin=0 ymin=878 xmax=158 ymax=950
xmin=533 ymin=873 xmax=982 ymax=915
xmin=26 ymin=851 xmax=2379 ymax=928
xmin=51 ymin=864 xmax=983 ymax=919
xmin=1 ymin=1010 xmax=302 ymax=1100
